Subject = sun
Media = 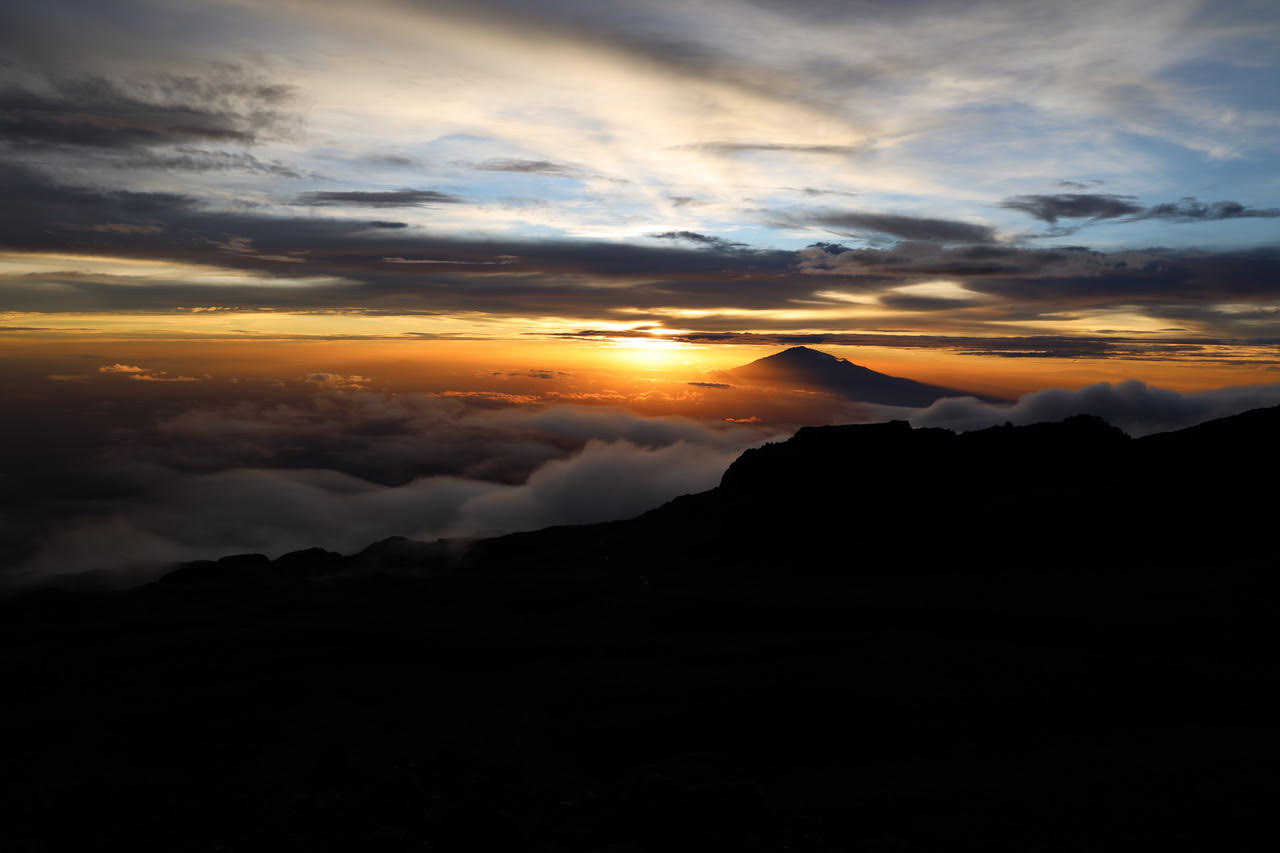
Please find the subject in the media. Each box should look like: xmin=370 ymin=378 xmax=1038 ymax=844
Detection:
xmin=597 ymin=333 xmax=696 ymax=369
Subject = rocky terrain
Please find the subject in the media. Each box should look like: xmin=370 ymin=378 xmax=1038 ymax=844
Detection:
xmin=3 ymin=408 xmax=1278 ymax=851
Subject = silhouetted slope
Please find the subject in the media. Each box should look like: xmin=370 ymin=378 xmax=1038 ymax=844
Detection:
xmin=726 ymin=345 xmax=1003 ymax=405
xmin=142 ymin=405 xmax=1275 ymax=585
xmin=4 ymin=408 xmax=1280 ymax=851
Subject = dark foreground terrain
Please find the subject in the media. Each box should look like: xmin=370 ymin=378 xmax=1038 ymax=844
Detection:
xmin=4 ymin=409 xmax=1279 ymax=851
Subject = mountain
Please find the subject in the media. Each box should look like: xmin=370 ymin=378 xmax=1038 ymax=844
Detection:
xmin=4 ymin=408 xmax=1279 ymax=850
xmin=726 ymin=345 xmax=1004 ymax=405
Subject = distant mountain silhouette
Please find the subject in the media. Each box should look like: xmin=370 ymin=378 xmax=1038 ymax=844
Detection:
xmin=6 ymin=407 xmax=1279 ymax=851
xmin=725 ymin=345 xmax=1004 ymax=405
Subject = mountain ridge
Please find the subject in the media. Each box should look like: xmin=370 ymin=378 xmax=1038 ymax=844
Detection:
xmin=5 ymin=406 xmax=1278 ymax=851
xmin=128 ymin=402 xmax=1278 ymax=590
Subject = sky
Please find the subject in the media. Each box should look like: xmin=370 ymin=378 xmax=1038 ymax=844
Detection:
xmin=3 ymin=0 xmax=1280 ymax=584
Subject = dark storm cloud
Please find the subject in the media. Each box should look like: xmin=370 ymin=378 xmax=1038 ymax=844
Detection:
xmin=0 ymin=67 xmax=296 ymax=151
xmin=1053 ymin=179 xmax=1105 ymax=190
xmin=999 ymin=194 xmax=1144 ymax=224
xmin=465 ymin=158 xmax=579 ymax=175
xmin=793 ymin=210 xmax=998 ymax=243
xmin=1001 ymin=193 xmax=1280 ymax=226
xmin=295 ymin=189 xmax=466 ymax=207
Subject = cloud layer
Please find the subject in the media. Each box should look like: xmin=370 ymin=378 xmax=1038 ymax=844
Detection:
xmin=8 ymin=397 xmax=772 ymax=585
xmin=2 ymin=162 xmax=1278 ymax=363
xmin=902 ymin=380 xmax=1280 ymax=436
xmin=13 ymin=375 xmax=1280 ymax=588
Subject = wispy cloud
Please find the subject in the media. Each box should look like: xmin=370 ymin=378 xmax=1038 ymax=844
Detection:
xmin=1001 ymin=193 xmax=1280 ymax=230
xmin=463 ymin=158 xmax=579 ymax=176
xmin=784 ymin=209 xmax=998 ymax=244
xmin=672 ymin=142 xmax=860 ymax=156
xmin=296 ymin=189 xmax=465 ymax=207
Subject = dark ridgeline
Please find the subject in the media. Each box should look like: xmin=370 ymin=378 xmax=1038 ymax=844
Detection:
xmin=4 ymin=407 xmax=1279 ymax=851
xmin=726 ymin=345 xmax=1006 ymax=405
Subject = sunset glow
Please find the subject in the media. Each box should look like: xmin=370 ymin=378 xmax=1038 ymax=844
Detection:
xmin=6 ymin=6 xmax=1279 ymax=847
xmin=2 ymin=0 xmax=1280 ymax=582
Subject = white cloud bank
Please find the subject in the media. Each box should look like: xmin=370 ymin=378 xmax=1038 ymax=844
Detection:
xmin=901 ymin=379 xmax=1280 ymax=437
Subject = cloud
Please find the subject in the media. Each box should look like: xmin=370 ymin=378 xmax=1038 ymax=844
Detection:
xmin=688 ymin=382 xmax=732 ymax=389
xmin=450 ymin=439 xmax=741 ymax=537
xmin=303 ymin=373 xmax=372 ymax=389
xmin=2 ymin=165 xmax=1278 ymax=357
xmin=1139 ymin=197 xmax=1280 ymax=222
xmin=124 ymin=394 xmax=765 ymax=487
xmin=554 ymin=327 xmax=1267 ymax=362
xmin=381 ymin=255 xmax=518 ymax=265
xmin=128 ymin=373 xmax=201 ymax=382
xmin=0 ymin=66 xmax=296 ymax=151
xmin=359 ymin=152 xmax=423 ymax=167
xmin=114 ymin=148 xmax=324 ymax=179
xmin=8 ymin=397 xmax=773 ymax=585
xmin=495 ymin=369 xmax=567 ymax=379
xmin=999 ymin=193 xmax=1143 ymax=224
xmin=465 ymin=158 xmax=578 ymax=175
xmin=13 ymin=437 xmax=750 ymax=586
xmin=97 ymin=362 xmax=204 ymax=381
xmin=650 ymin=231 xmax=747 ymax=251
xmin=1001 ymin=194 xmax=1280 ymax=226
xmin=673 ymin=142 xmax=859 ymax=156
xmin=296 ymin=189 xmax=465 ymax=207
xmin=790 ymin=210 xmax=998 ymax=243
xmin=902 ymin=380 xmax=1280 ymax=437
xmin=798 ymin=187 xmax=859 ymax=198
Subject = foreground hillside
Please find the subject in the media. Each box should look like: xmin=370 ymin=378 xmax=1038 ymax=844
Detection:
xmin=3 ymin=409 xmax=1279 ymax=851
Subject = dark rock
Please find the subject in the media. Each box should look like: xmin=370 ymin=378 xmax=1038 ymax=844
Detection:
xmin=7 ymin=408 xmax=1280 ymax=850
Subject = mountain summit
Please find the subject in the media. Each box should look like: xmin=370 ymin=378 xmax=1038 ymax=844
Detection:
xmin=727 ymin=345 xmax=999 ymax=406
